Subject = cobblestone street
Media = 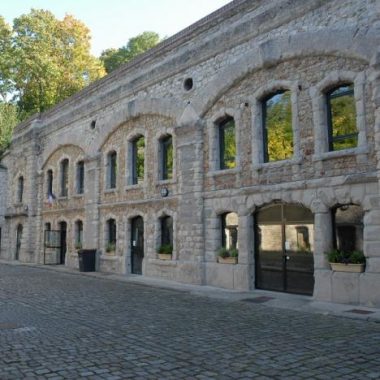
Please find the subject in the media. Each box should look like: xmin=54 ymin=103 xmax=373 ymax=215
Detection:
xmin=0 ymin=264 xmax=379 ymax=379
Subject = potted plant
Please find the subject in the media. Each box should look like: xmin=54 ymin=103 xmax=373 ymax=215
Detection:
xmin=157 ymin=244 xmax=173 ymax=260
xmin=106 ymin=242 xmax=116 ymax=253
xmin=326 ymin=249 xmax=365 ymax=273
xmin=217 ymin=247 xmax=238 ymax=264
xmin=75 ymin=242 xmax=82 ymax=251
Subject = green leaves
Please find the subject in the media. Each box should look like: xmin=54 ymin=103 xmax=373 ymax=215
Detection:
xmin=0 ymin=102 xmax=18 ymax=156
xmin=100 ymin=31 xmax=160 ymax=74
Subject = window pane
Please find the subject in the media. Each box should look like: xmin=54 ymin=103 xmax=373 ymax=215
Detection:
xmin=61 ymin=160 xmax=69 ymax=196
xmin=222 ymin=212 xmax=238 ymax=249
xmin=108 ymin=152 xmax=117 ymax=189
xmin=162 ymin=136 xmax=173 ymax=180
xmin=328 ymin=85 xmax=357 ymax=151
xmin=18 ymin=177 xmax=24 ymax=203
xmin=219 ymin=119 xmax=236 ymax=169
xmin=108 ymin=219 xmax=116 ymax=244
xmin=77 ymin=162 xmax=84 ymax=194
xmin=161 ymin=216 xmax=173 ymax=246
xmin=334 ymin=204 xmax=363 ymax=252
xmin=132 ymin=137 xmax=145 ymax=184
xmin=263 ymin=90 xmax=293 ymax=162
xmin=47 ymin=170 xmax=53 ymax=196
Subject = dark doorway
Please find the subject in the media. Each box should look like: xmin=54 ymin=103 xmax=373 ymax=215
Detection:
xmin=255 ymin=203 xmax=314 ymax=296
xmin=59 ymin=221 xmax=67 ymax=265
xmin=15 ymin=224 xmax=23 ymax=260
xmin=131 ymin=216 xmax=144 ymax=275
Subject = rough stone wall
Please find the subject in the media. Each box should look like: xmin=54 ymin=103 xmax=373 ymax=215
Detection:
xmin=0 ymin=0 xmax=380 ymax=306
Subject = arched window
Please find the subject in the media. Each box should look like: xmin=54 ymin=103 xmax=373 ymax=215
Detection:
xmin=326 ymin=84 xmax=357 ymax=151
xmin=76 ymin=161 xmax=85 ymax=194
xmin=218 ymin=117 xmax=236 ymax=170
xmin=221 ymin=212 xmax=238 ymax=249
xmin=332 ymin=204 xmax=363 ymax=253
xmin=160 ymin=216 xmax=173 ymax=247
xmin=131 ymin=136 xmax=145 ymax=185
xmin=159 ymin=135 xmax=173 ymax=180
xmin=262 ymin=90 xmax=293 ymax=162
xmin=47 ymin=169 xmax=53 ymax=197
xmin=17 ymin=176 xmax=24 ymax=203
xmin=75 ymin=220 xmax=83 ymax=248
xmin=60 ymin=159 xmax=69 ymax=197
xmin=106 ymin=219 xmax=117 ymax=252
xmin=107 ymin=151 xmax=117 ymax=189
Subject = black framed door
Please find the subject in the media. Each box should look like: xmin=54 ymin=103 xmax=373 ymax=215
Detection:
xmin=15 ymin=224 xmax=23 ymax=260
xmin=255 ymin=204 xmax=314 ymax=295
xmin=131 ymin=216 xmax=144 ymax=275
xmin=59 ymin=221 xmax=67 ymax=265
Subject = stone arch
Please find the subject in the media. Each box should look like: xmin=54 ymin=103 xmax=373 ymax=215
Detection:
xmin=41 ymin=144 xmax=85 ymax=170
xmin=195 ymin=28 xmax=379 ymax=117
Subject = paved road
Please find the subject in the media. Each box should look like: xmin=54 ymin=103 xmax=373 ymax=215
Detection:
xmin=0 ymin=264 xmax=379 ymax=379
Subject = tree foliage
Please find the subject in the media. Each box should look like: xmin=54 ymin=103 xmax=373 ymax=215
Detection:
xmin=12 ymin=9 xmax=105 ymax=117
xmin=265 ymin=91 xmax=293 ymax=162
xmin=100 ymin=31 xmax=160 ymax=74
xmin=0 ymin=102 xmax=19 ymax=155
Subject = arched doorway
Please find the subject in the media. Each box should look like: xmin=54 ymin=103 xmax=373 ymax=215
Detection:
xmin=255 ymin=203 xmax=314 ymax=295
xmin=59 ymin=221 xmax=67 ymax=265
xmin=131 ymin=216 xmax=144 ymax=275
xmin=15 ymin=224 xmax=23 ymax=260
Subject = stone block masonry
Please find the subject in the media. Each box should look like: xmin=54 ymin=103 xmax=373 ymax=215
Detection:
xmin=1 ymin=0 xmax=380 ymax=306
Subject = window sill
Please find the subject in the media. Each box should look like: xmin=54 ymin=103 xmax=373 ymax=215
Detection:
xmin=58 ymin=196 xmax=68 ymax=200
xmin=253 ymin=156 xmax=302 ymax=170
xmin=125 ymin=184 xmax=143 ymax=191
xmin=207 ymin=167 xmax=240 ymax=177
xmin=72 ymin=194 xmax=84 ymax=199
xmin=157 ymin=179 xmax=176 ymax=185
xmin=104 ymin=189 xmax=117 ymax=194
xmin=312 ymin=146 xmax=369 ymax=162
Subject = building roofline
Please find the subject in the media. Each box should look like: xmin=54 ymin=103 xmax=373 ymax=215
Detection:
xmin=14 ymin=0 xmax=251 ymax=133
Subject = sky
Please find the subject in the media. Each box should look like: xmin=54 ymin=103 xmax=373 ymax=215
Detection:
xmin=2 ymin=0 xmax=232 ymax=56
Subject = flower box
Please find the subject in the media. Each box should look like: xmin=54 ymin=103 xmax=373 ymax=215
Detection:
xmin=330 ymin=263 xmax=365 ymax=273
xmin=158 ymin=253 xmax=172 ymax=260
xmin=217 ymin=256 xmax=238 ymax=264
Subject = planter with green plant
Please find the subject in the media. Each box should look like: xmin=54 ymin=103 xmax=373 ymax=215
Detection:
xmin=217 ymin=247 xmax=238 ymax=264
xmin=75 ymin=242 xmax=82 ymax=251
xmin=106 ymin=242 xmax=116 ymax=253
xmin=157 ymin=244 xmax=173 ymax=260
xmin=326 ymin=249 xmax=365 ymax=273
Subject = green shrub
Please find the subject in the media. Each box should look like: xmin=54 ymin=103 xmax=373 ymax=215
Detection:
xmin=157 ymin=244 xmax=173 ymax=255
xmin=217 ymin=247 xmax=239 ymax=258
xmin=106 ymin=242 xmax=116 ymax=252
xmin=326 ymin=249 xmax=365 ymax=264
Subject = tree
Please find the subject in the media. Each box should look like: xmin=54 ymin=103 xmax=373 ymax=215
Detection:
xmin=0 ymin=102 xmax=19 ymax=155
xmin=12 ymin=9 xmax=105 ymax=118
xmin=0 ymin=16 xmax=13 ymax=102
xmin=100 ymin=31 xmax=160 ymax=74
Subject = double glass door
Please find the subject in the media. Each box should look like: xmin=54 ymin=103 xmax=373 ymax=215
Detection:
xmin=255 ymin=204 xmax=314 ymax=295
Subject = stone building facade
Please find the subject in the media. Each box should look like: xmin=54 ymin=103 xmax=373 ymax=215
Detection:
xmin=1 ymin=0 xmax=380 ymax=306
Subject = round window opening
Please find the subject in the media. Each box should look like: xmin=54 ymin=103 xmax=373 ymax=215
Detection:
xmin=183 ymin=78 xmax=193 ymax=91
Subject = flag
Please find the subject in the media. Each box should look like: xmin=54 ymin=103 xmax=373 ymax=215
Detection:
xmin=47 ymin=193 xmax=56 ymax=207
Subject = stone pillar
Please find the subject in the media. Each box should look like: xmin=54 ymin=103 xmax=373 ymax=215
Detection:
xmin=84 ymin=154 xmax=101 ymax=268
xmin=312 ymin=200 xmax=333 ymax=301
xmin=175 ymin=106 xmax=205 ymax=284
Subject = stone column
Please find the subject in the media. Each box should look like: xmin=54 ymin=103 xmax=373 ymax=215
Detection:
xmin=84 ymin=154 xmax=101 ymax=268
xmin=312 ymin=200 xmax=333 ymax=301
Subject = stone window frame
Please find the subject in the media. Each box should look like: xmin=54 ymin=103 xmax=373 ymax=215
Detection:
xmin=310 ymin=71 xmax=367 ymax=161
xmin=125 ymin=129 xmax=147 ymax=189
xmin=74 ymin=158 xmax=85 ymax=197
xmin=207 ymin=108 xmax=241 ymax=175
xmin=74 ymin=219 xmax=84 ymax=248
xmin=59 ymin=156 xmax=70 ymax=198
xmin=17 ymin=175 xmax=24 ymax=204
xmin=102 ymin=214 xmax=119 ymax=254
xmin=45 ymin=167 xmax=55 ymax=198
xmin=155 ymin=128 xmax=176 ymax=184
xmin=250 ymin=80 xmax=302 ymax=169
xmin=13 ymin=171 xmax=25 ymax=205
xmin=103 ymin=148 xmax=119 ymax=192
xmin=155 ymin=209 xmax=177 ymax=259
xmin=249 ymin=80 xmax=302 ymax=170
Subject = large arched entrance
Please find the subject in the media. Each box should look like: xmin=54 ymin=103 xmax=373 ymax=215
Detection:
xmin=255 ymin=203 xmax=314 ymax=295
xmin=131 ymin=216 xmax=144 ymax=275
